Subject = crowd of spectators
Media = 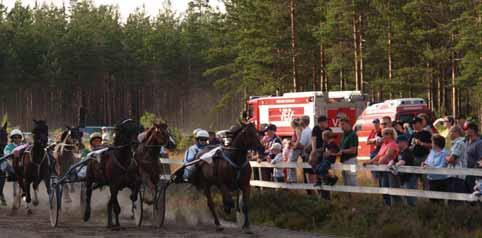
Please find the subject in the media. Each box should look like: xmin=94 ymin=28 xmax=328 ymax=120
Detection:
xmin=256 ymin=113 xmax=482 ymax=206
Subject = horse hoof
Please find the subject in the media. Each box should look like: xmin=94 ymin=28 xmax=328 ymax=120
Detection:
xmin=26 ymin=209 xmax=33 ymax=215
xmin=33 ymin=200 xmax=39 ymax=207
xmin=243 ymin=228 xmax=253 ymax=235
xmin=216 ymin=226 xmax=224 ymax=232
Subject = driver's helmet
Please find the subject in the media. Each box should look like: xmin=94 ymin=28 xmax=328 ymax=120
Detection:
xmin=9 ymin=129 xmax=23 ymax=140
xmin=195 ymin=130 xmax=209 ymax=139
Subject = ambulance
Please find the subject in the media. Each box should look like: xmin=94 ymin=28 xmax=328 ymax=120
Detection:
xmin=246 ymin=91 xmax=367 ymax=137
xmin=355 ymin=98 xmax=435 ymax=159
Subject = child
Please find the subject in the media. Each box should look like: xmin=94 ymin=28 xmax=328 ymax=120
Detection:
xmin=422 ymin=134 xmax=448 ymax=203
xmin=270 ymin=143 xmax=284 ymax=182
xmin=314 ymin=130 xmax=339 ymax=186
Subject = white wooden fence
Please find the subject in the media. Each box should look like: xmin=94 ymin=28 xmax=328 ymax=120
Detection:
xmin=159 ymin=158 xmax=482 ymax=202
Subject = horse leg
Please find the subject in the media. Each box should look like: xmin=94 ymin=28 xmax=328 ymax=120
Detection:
xmin=83 ymin=181 xmax=93 ymax=222
xmin=219 ymin=185 xmax=234 ymax=214
xmin=205 ymin=186 xmax=222 ymax=231
xmin=32 ymin=182 xmax=40 ymax=207
xmin=108 ymin=187 xmax=121 ymax=228
xmin=240 ymin=186 xmax=252 ymax=233
xmin=24 ymin=180 xmax=32 ymax=215
xmin=63 ymin=184 xmax=72 ymax=203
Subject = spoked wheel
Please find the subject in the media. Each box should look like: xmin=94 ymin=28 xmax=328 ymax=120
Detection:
xmin=153 ymin=180 xmax=168 ymax=228
xmin=49 ymin=177 xmax=63 ymax=227
xmin=132 ymin=185 xmax=144 ymax=227
xmin=80 ymin=182 xmax=87 ymax=219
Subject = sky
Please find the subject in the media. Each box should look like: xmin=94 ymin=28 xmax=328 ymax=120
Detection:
xmin=1 ymin=0 xmax=224 ymax=20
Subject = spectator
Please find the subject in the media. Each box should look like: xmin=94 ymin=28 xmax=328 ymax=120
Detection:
xmin=417 ymin=113 xmax=436 ymax=134
xmin=208 ymin=131 xmax=221 ymax=145
xmin=269 ymin=143 xmax=284 ymax=183
xmin=367 ymin=118 xmax=382 ymax=159
xmin=310 ymin=115 xmax=331 ymax=187
xmin=463 ymin=122 xmax=482 ymax=193
xmin=259 ymin=124 xmax=282 ymax=181
xmin=457 ymin=116 xmax=466 ymax=127
xmin=337 ymin=118 xmax=358 ymax=186
xmin=446 ymin=126 xmax=467 ymax=205
xmin=433 ymin=116 xmax=455 ymax=149
xmin=298 ymin=116 xmax=314 ymax=187
xmin=403 ymin=122 xmax=413 ymax=136
xmin=381 ymin=116 xmax=392 ymax=129
xmin=410 ymin=117 xmax=432 ymax=166
xmin=393 ymin=120 xmax=406 ymax=137
xmin=287 ymin=118 xmax=302 ymax=183
xmin=314 ymin=130 xmax=339 ymax=186
xmin=422 ymin=134 xmax=448 ymax=203
xmin=390 ymin=135 xmax=417 ymax=206
xmin=364 ymin=128 xmax=401 ymax=206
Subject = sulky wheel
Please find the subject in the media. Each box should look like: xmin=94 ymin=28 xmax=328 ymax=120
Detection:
xmin=132 ymin=185 xmax=144 ymax=227
xmin=79 ymin=182 xmax=88 ymax=219
xmin=49 ymin=178 xmax=63 ymax=227
xmin=153 ymin=180 xmax=168 ymax=228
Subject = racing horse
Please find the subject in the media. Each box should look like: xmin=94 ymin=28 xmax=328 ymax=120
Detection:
xmin=0 ymin=122 xmax=9 ymax=203
xmin=175 ymin=122 xmax=264 ymax=232
xmin=83 ymin=119 xmax=142 ymax=228
xmin=13 ymin=120 xmax=50 ymax=213
xmin=53 ymin=126 xmax=83 ymax=202
xmin=135 ymin=122 xmax=176 ymax=225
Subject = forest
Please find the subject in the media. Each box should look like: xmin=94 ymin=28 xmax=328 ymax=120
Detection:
xmin=0 ymin=0 xmax=480 ymax=131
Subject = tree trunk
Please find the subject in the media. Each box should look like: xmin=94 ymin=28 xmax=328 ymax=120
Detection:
xmin=359 ymin=14 xmax=364 ymax=92
xmin=387 ymin=24 xmax=392 ymax=99
xmin=290 ymin=0 xmax=297 ymax=92
xmin=320 ymin=44 xmax=327 ymax=91
xmin=451 ymin=48 xmax=457 ymax=117
xmin=353 ymin=10 xmax=359 ymax=91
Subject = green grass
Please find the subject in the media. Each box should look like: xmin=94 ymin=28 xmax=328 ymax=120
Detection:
xmin=247 ymin=190 xmax=482 ymax=238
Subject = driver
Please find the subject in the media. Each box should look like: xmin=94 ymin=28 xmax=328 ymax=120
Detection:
xmin=183 ymin=129 xmax=209 ymax=181
xmin=0 ymin=129 xmax=24 ymax=206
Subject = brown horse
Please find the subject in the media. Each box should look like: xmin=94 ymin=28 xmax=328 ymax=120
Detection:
xmin=136 ymin=122 xmax=175 ymax=201
xmin=175 ymin=122 xmax=264 ymax=232
xmin=135 ymin=122 xmax=176 ymax=226
xmin=13 ymin=120 xmax=51 ymax=213
xmin=83 ymin=119 xmax=142 ymax=228
xmin=53 ymin=126 xmax=83 ymax=202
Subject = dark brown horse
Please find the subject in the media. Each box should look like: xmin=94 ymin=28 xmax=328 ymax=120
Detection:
xmin=176 ymin=122 xmax=264 ymax=232
xmin=83 ymin=119 xmax=142 ymax=228
xmin=136 ymin=122 xmax=175 ymax=201
xmin=0 ymin=121 xmax=9 ymax=204
xmin=135 ymin=122 xmax=176 ymax=226
xmin=13 ymin=120 xmax=50 ymax=213
xmin=53 ymin=126 xmax=83 ymax=202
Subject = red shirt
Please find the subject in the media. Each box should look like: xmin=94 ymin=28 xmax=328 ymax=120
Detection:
xmin=376 ymin=139 xmax=399 ymax=164
xmin=368 ymin=129 xmax=382 ymax=153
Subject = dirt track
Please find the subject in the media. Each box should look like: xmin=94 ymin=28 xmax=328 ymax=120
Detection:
xmin=0 ymin=183 xmax=333 ymax=238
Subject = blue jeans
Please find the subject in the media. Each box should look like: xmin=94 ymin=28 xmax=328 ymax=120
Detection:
xmin=379 ymin=172 xmax=402 ymax=206
xmin=401 ymin=174 xmax=417 ymax=206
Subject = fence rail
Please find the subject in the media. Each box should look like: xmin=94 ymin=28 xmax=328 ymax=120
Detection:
xmin=159 ymin=158 xmax=482 ymax=202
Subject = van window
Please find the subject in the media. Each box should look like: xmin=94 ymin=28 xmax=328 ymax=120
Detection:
xmin=398 ymin=114 xmax=414 ymax=123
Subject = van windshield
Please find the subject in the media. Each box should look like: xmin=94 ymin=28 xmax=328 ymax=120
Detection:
xmin=398 ymin=114 xmax=414 ymax=123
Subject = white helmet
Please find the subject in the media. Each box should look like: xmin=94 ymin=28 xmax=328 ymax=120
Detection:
xmin=192 ymin=128 xmax=202 ymax=136
xmin=10 ymin=129 xmax=23 ymax=139
xmin=195 ymin=130 xmax=209 ymax=139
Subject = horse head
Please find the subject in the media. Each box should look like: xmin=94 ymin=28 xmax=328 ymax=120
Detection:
xmin=141 ymin=121 xmax=177 ymax=150
xmin=114 ymin=119 xmax=142 ymax=147
xmin=230 ymin=122 xmax=265 ymax=155
xmin=0 ymin=121 xmax=8 ymax=146
xmin=61 ymin=126 xmax=84 ymax=152
xmin=32 ymin=120 xmax=49 ymax=147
